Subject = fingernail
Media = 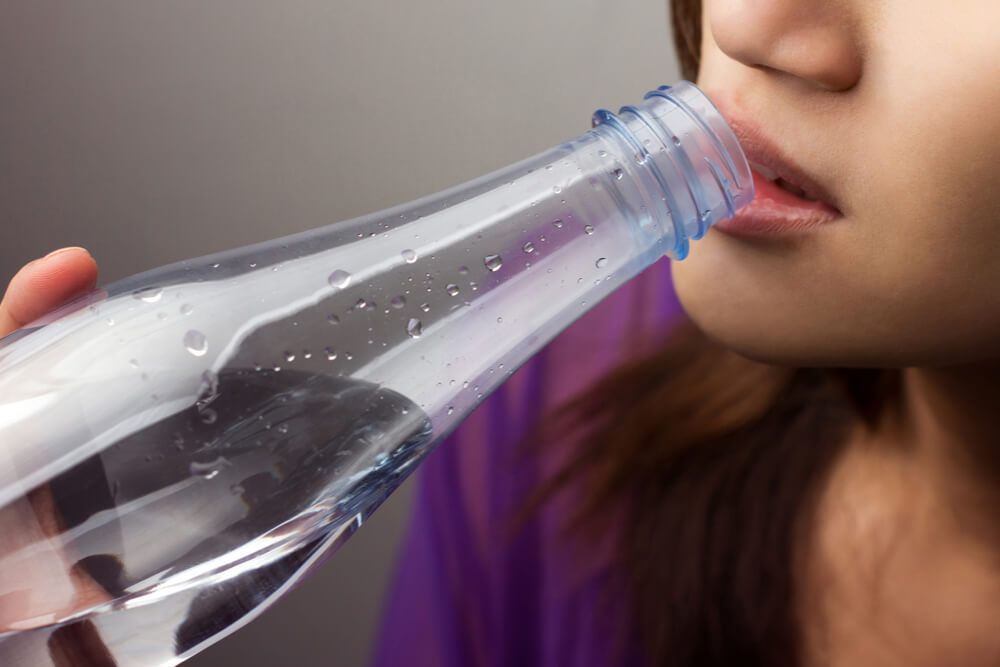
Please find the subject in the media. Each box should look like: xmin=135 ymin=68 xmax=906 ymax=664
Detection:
xmin=43 ymin=246 xmax=90 ymax=260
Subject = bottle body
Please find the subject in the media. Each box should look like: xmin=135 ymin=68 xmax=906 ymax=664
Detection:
xmin=0 ymin=82 xmax=750 ymax=665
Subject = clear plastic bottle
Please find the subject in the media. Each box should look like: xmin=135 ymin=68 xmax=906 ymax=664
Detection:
xmin=0 ymin=81 xmax=751 ymax=665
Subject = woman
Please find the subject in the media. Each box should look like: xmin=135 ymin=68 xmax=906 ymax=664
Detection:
xmin=370 ymin=1 xmax=1000 ymax=666
xmin=7 ymin=1 xmax=998 ymax=666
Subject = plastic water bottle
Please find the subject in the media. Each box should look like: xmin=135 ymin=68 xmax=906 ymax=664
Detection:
xmin=0 ymin=81 xmax=751 ymax=665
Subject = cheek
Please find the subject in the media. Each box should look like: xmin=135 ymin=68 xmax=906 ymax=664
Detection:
xmin=846 ymin=83 xmax=1000 ymax=360
xmin=860 ymin=1 xmax=1000 ymax=262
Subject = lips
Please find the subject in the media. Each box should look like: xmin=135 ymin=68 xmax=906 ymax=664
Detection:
xmin=747 ymin=161 xmax=817 ymax=201
xmin=705 ymin=98 xmax=843 ymax=238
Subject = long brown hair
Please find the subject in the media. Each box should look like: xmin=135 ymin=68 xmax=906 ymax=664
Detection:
xmin=519 ymin=2 xmax=903 ymax=664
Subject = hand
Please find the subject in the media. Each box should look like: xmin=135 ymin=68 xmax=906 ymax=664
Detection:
xmin=0 ymin=246 xmax=99 ymax=337
xmin=0 ymin=247 xmax=106 ymax=633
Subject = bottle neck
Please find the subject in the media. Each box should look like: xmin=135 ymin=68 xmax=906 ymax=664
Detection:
xmin=57 ymin=82 xmax=753 ymax=431
xmin=590 ymin=81 xmax=753 ymax=260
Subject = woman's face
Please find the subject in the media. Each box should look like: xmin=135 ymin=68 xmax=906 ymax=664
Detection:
xmin=671 ymin=0 xmax=1000 ymax=368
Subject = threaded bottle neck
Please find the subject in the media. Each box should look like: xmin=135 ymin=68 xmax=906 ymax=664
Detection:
xmin=591 ymin=81 xmax=753 ymax=260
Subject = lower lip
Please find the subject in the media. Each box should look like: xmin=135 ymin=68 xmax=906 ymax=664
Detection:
xmin=713 ymin=170 xmax=842 ymax=238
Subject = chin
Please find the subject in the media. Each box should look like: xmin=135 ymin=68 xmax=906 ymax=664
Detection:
xmin=670 ymin=237 xmax=845 ymax=368
xmin=672 ymin=271 xmax=831 ymax=368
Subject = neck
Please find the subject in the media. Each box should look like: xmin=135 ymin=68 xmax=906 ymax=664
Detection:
xmin=873 ymin=362 xmax=1000 ymax=541
xmin=900 ymin=363 xmax=1000 ymax=468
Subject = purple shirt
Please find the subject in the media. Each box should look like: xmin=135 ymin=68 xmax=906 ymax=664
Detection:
xmin=371 ymin=259 xmax=683 ymax=667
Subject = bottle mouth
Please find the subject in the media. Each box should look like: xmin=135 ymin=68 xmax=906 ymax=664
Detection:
xmin=646 ymin=82 xmax=754 ymax=211
xmin=592 ymin=81 xmax=754 ymax=260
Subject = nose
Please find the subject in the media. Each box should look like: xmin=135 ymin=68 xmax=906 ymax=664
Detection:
xmin=708 ymin=0 xmax=862 ymax=91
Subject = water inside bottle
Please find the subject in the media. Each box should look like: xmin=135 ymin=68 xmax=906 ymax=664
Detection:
xmin=0 ymin=369 xmax=431 ymax=661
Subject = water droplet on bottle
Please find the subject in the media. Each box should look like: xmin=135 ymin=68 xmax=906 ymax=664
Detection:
xmin=180 ymin=303 xmax=193 ymax=316
xmin=458 ymin=265 xmax=470 ymax=275
xmin=584 ymin=225 xmax=595 ymax=235
xmin=199 ymin=408 xmax=218 ymax=425
xmin=129 ymin=359 xmax=139 ymax=369
xmin=598 ymin=150 xmax=608 ymax=158
xmin=484 ymin=254 xmax=503 ymax=272
xmin=553 ymin=185 xmax=562 ymax=194
xmin=406 ymin=318 xmax=423 ymax=338
xmin=284 ymin=350 xmax=295 ymax=362
xmin=390 ymin=295 xmax=407 ymax=309
xmin=635 ymin=152 xmax=647 ymax=165
xmin=354 ymin=297 xmax=368 ymax=310
xmin=104 ymin=317 xmax=115 ymax=327
xmin=274 ymin=365 xmax=282 ymax=372
xmin=345 ymin=352 xmax=354 ymax=361
xmin=401 ymin=249 xmax=418 ymax=263
xmin=553 ymin=219 xmax=564 ymax=229
xmin=277 ymin=423 xmax=289 ymax=434
xmin=496 ymin=316 xmax=503 ymax=323
xmin=596 ymin=257 xmax=608 ymax=269
xmin=522 ymin=242 xmax=535 ymax=254
xmin=469 ymin=281 xmax=478 ymax=292
xmin=324 ymin=346 xmax=337 ymax=361
xmin=420 ymin=302 xmax=430 ymax=313
xmin=210 ymin=262 xmax=221 ymax=269
xmin=672 ymin=135 xmax=681 ymax=146
xmin=447 ymin=406 xmax=455 ymax=415
xmin=613 ymin=168 xmax=624 ymax=180
xmin=303 ymin=349 xmax=312 ymax=359
xmin=132 ymin=287 xmax=163 ymax=303
xmin=446 ymin=284 xmax=460 ymax=296
xmin=328 ymin=269 xmax=351 ymax=289
xmin=327 ymin=313 xmax=341 ymax=325
xmin=183 ymin=330 xmax=208 ymax=357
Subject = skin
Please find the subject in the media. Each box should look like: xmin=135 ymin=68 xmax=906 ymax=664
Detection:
xmin=0 ymin=247 xmax=107 ymax=630
xmin=671 ymin=0 xmax=1000 ymax=665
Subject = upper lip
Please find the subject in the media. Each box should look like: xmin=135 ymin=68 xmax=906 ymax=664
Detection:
xmin=710 ymin=100 xmax=842 ymax=214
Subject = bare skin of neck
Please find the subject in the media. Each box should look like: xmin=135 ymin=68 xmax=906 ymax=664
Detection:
xmin=799 ymin=363 xmax=1000 ymax=667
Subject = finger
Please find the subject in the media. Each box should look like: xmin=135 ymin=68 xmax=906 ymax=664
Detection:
xmin=0 ymin=247 xmax=99 ymax=338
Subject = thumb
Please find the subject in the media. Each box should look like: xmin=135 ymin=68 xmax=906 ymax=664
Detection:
xmin=0 ymin=247 xmax=99 ymax=338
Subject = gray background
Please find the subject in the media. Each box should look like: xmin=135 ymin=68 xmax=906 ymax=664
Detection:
xmin=0 ymin=2 xmax=679 ymax=665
